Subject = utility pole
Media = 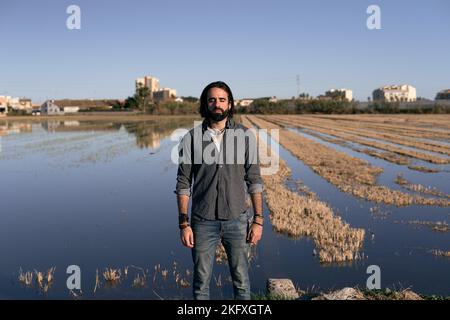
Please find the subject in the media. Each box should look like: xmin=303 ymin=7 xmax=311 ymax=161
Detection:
xmin=296 ymin=75 xmax=300 ymax=98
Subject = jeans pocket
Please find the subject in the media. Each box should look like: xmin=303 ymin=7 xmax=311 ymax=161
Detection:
xmin=240 ymin=210 xmax=251 ymax=240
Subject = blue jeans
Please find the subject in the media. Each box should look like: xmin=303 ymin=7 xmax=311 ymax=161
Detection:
xmin=191 ymin=211 xmax=251 ymax=300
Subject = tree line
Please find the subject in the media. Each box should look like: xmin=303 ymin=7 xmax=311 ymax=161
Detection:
xmin=238 ymin=99 xmax=450 ymax=114
xmin=116 ymin=87 xmax=450 ymax=115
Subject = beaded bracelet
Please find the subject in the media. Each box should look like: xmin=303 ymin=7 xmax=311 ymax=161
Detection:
xmin=252 ymin=220 xmax=263 ymax=227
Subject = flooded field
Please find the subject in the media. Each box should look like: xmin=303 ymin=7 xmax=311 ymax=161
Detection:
xmin=0 ymin=114 xmax=449 ymax=299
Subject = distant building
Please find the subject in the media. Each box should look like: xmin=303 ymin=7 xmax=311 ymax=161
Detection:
xmin=135 ymin=75 xmax=177 ymax=103
xmin=7 ymin=97 xmax=20 ymax=109
xmin=62 ymin=106 xmax=80 ymax=113
xmin=373 ymin=85 xmax=417 ymax=102
xmin=153 ymin=88 xmax=177 ymax=103
xmin=0 ymin=95 xmax=33 ymax=114
xmin=325 ymin=89 xmax=353 ymax=101
xmin=51 ymin=100 xmax=117 ymax=112
xmin=18 ymin=99 xmax=33 ymax=111
xmin=237 ymin=99 xmax=254 ymax=107
xmin=436 ymin=89 xmax=450 ymax=100
xmin=41 ymin=100 xmax=63 ymax=115
xmin=0 ymin=96 xmax=7 ymax=105
xmin=136 ymin=76 xmax=160 ymax=93
xmin=0 ymin=96 xmax=8 ymax=115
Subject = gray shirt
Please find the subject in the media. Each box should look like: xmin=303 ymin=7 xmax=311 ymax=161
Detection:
xmin=175 ymin=118 xmax=263 ymax=220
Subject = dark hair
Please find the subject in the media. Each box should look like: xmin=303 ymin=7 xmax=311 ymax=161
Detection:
xmin=199 ymin=81 xmax=235 ymax=118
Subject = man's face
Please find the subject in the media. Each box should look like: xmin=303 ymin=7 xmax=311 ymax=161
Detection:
xmin=207 ymin=87 xmax=230 ymax=115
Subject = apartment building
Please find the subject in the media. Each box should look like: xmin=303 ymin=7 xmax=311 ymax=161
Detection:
xmin=373 ymin=85 xmax=417 ymax=102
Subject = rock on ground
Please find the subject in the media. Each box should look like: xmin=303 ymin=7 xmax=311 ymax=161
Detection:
xmin=266 ymin=279 xmax=299 ymax=299
xmin=314 ymin=287 xmax=366 ymax=300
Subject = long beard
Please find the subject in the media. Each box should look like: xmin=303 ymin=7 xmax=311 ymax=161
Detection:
xmin=207 ymin=108 xmax=230 ymax=122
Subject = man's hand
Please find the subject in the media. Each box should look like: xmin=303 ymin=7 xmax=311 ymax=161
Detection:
xmin=180 ymin=227 xmax=194 ymax=248
xmin=247 ymin=223 xmax=263 ymax=246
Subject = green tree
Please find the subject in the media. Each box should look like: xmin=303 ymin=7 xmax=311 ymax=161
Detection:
xmin=181 ymin=96 xmax=199 ymax=103
xmin=134 ymin=84 xmax=152 ymax=113
xmin=123 ymin=96 xmax=137 ymax=109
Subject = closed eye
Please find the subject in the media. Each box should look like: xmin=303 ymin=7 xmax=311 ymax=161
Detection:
xmin=208 ymin=98 xmax=228 ymax=103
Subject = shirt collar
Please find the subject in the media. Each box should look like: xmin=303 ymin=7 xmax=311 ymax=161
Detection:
xmin=202 ymin=117 xmax=236 ymax=132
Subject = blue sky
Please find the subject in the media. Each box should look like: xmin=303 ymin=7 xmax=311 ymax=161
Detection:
xmin=1 ymin=0 xmax=449 ymax=103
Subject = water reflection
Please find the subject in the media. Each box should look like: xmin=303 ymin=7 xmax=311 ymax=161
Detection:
xmin=0 ymin=122 xmax=32 ymax=136
xmin=121 ymin=118 xmax=196 ymax=149
xmin=0 ymin=117 xmax=198 ymax=150
xmin=41 ymin=120 xmax=121 ymax=133
xmin=1 ymin=116 xmax=449 ymax=299
xmin=0 ymin=117 xmax=203 ymax=299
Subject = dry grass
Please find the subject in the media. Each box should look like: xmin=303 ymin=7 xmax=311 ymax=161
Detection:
xmin=311 ymin=114 xmax=450 ymax=133
xmin=94 ymin=269 xmax=100 ymax=293
xmin=396 ymin=220 xmax=450 ymax=233
xmin=128 ymin=265 xmax=148 ymax=288
xmin=214 ymin=274 xmax=223 ymax=288
xmin=132 ymin=274 xmax=147 ymax=288
xmin=272 ymin=115 xmax=450 ymax=164
xmin=252 ymin=116 xmax=383 ymax=185
xmin=215 ymin=244 xmax=228 ymax=264
xmin=214 ymin=243 xmax=256 ymax=264
xmin=242 ymin=116 xmax=365 ymax=263
xmin=178 ymin=278 xmax=190 ymax=288
xmin=396 ymin=174 xmax=449 ymax=199
xmin=295 ymin=180 xmax=317 ymax=198
xmin=431 ymin=249 xmax=450 ymax=257
xmin=103 ymin=268 xmax=121 ymax=282
xmin=18 ymin=268 xmax=33 ymax=287
xmin=249 ymin=115 xmax=449 ymax=207
xmin=357 ymin=148 xmax=410 ymax=165
xmin=152 ymin=261 xmax=191 ymax=289
xmin=20 ymin=267 xmax=56 ymax=293
xmin=291 ymin=123 xmax=412 ymax=166
xmin=395 ymin=174 xmax=408 ymax=185
xmin=300 ymin=128 xmax=347 ymax=146
xmin=407 ymin=165 xmax=439 ymax=173
xmin=295 ymin=124 xmax=412 ymax=166
xmin=285 ymin=115 xmax=450 ymax=156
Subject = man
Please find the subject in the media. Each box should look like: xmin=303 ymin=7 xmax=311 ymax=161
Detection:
xmin=175 ymin=81 xmax=264 ymax=300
